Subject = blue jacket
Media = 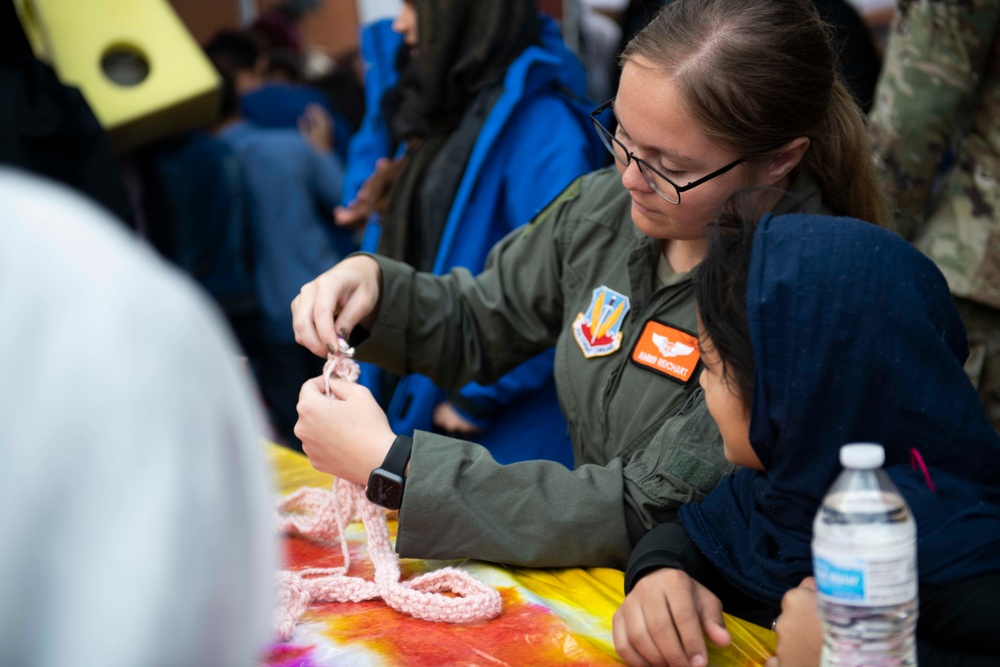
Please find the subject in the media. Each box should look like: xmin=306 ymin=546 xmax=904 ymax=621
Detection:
xmin=347 ymin=17 xmax=605 ymax=465
xmin=149 ymin=131 xmax=256 ymax=319
xmin=241 ymin=83 xmax=353 ymax=166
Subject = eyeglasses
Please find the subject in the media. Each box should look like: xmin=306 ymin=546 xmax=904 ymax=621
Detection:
xmin=590 ymin=99 xmax=745 ymax=205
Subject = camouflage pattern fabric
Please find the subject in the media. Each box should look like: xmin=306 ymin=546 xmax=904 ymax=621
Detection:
xmin=955 ymin=296 xmax=1000 ymax=431
xmin=869 ymin=0 xmax=1000 ymax=430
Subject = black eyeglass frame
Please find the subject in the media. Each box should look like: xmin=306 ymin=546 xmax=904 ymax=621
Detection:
xmin=590 ymin=99 xmax=746 ymax=205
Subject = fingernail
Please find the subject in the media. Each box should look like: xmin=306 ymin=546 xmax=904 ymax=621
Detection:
xmin=692 ymin=655 xmax=706 ymax=667
xmin=338 ymin=328 xmax=348 ymax=340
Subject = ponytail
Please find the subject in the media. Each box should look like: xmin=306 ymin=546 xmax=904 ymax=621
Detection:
xmin=801 ymin=81 xmax=890 ymax=226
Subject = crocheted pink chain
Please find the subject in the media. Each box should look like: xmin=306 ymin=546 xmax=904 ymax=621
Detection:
xmin=272 ymin=339 xmax=502 ymax=641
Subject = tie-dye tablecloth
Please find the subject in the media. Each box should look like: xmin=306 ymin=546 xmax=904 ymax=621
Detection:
xmin=265 ymin=445 xmax=776 ymax=666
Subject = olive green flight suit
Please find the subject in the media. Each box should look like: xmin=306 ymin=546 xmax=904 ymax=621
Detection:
xmin=356 ymin=167 xmax=823 ymax=569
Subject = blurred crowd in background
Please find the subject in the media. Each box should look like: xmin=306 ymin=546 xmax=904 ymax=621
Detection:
xmin=3 ymin=0 xmax=997 ymax=450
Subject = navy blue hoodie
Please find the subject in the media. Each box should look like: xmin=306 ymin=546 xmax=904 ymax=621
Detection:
xmin=679 ymin=213 xmax=1000 ymax=604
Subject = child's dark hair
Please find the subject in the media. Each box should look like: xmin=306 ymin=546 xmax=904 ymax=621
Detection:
xmin=693 ymin=192 xmax=763 ymax=409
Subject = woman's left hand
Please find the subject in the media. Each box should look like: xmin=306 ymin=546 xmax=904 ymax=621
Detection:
xmin=613 ymin=568 xmax=731 ymax=667
xmin=294 ymin=376 xmax=396 ymax=485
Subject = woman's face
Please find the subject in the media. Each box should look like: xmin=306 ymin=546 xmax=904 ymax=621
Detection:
xmin=392 ymin=2 xmax=418 ymax=48
xmin=614 ymin=57 xmax=748 ymax=242
xmin=698 ymin=333 xmax=762 ymax=471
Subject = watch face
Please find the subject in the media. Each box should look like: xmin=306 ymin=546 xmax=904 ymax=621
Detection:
xmin=366 ymin=470 xmax=404 ymax=509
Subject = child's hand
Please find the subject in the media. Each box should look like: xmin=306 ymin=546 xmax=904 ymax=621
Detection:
xmin=613 ymin=568 xmax=731 ymax=666
xmin=765 ymin=577 xmax=822 ymax=667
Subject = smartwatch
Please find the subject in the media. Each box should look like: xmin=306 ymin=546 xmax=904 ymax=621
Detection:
xmin=365 ymin=435 xmax=412 ymax=510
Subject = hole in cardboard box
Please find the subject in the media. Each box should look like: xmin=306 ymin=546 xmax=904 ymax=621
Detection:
xmin=101 ymin=45 xmax=150 ymax=86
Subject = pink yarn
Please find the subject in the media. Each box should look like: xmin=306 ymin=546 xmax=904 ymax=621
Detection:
xmin=272 ymin=339 xmax=503 ymax=642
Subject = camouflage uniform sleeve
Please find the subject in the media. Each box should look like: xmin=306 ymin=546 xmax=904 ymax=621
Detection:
xmin=868 ymin=0 xmax=1000 ymax=240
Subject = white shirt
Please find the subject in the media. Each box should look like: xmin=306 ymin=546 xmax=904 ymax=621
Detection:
xmin=0 ymin=169 xmax=277 ymax=667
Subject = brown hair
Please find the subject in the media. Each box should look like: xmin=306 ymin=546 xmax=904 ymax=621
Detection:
xmin=621 ymin=0 xmax=889 ymax=226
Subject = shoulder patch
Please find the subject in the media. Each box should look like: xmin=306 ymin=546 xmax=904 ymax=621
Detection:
xmin=521 ymin=176 xmax=584 ymax=238
xmin=572 ymin=286 xmax=630 ymax=358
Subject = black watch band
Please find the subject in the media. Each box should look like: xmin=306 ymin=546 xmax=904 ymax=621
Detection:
xmin=365 ymin=435 xmax=412 ymax=510
xmin=382 ymin=434 xmax=412 ymax=477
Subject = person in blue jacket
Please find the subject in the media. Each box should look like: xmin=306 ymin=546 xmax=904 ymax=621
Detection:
xmin=205 ymin=29 xmax=354 ymax=165
xmin=325 ymin=0 xmax=605 ymax=466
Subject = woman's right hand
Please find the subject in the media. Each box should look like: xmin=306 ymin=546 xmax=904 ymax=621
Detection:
xmin=291 ymin=255 xmax=382 ymax=357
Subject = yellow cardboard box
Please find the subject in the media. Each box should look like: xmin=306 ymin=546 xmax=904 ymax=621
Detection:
xmin=16 ymin=0 xmax=221 ymax=153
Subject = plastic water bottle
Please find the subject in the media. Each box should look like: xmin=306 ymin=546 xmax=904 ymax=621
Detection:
xmin=812 ymin=443 xmax=918 ymax=667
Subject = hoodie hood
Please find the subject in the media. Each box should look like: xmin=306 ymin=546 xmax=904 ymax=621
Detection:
xmin=679 ymin=213 xmax=1000 ymax=603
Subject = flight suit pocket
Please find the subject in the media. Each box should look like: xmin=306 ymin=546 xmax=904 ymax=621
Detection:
xmin=662 ymin=447 xmax=732 ymax=497
xmin=624 ymin=391 xmax=732 ymax=508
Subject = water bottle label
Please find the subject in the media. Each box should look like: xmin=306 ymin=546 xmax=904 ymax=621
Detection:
xmin=813 ymin=543 xmax=916 ymax=606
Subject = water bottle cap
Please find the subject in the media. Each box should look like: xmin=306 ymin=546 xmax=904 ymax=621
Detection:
xmin=839 ymin=443 xmax=885 ymax=469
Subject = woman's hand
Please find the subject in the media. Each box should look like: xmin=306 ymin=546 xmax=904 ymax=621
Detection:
xmin=433 ymin=402 xmax=482 ymax=435
xmin=333 ymin=199 xmax=371 ymax=230
xmin=333 ymin=175 xmax=374 ymax=229
xmin=613 ymin=568 xmax=731 ymax=667
xmin=333 ymin=156 xmax=407 ymax=228
xmin=298 ymin=103 xmax=334 ymax=154
xmin=291 ymin=255 xmax=382 ymax=357
xmin=294 ymin=377 xmax=396 ymax=485
xmin=765 ymin=578 xmax=822 ymax=667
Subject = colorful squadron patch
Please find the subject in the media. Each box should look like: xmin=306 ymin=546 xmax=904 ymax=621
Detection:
xmin=573 ymin=286 xmax=631 ymax=358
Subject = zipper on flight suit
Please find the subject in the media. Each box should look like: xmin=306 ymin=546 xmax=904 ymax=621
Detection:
xmin=599 ymin=283 xmax=694 ymax=448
